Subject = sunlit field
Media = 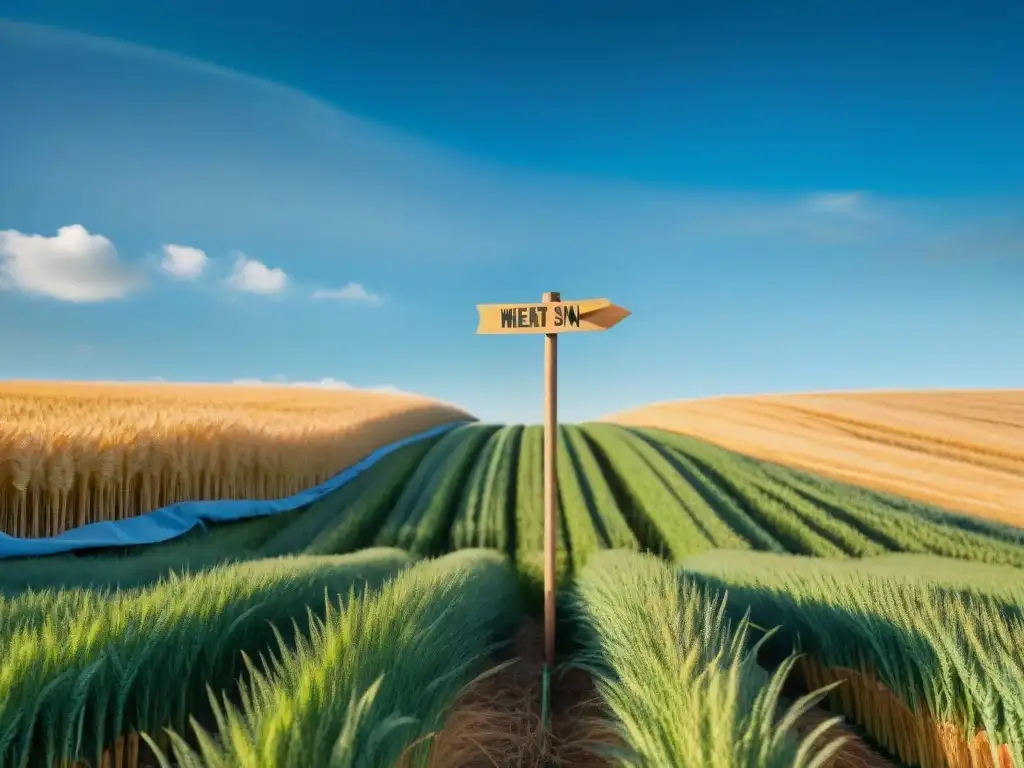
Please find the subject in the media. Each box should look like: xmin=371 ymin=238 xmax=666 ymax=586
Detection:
xmin=1 ymin=385 xmax=1021 ymax=766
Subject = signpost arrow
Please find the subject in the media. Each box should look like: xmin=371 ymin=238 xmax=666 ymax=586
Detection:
xmin=476 ymin=292 xmax=631 ymax=729
xmin=476 ymin=297 xmax=631 ymax=335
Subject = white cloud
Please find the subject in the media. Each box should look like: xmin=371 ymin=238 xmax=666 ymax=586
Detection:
xmin=226 ymin=253 xmax=288 ymax=294
xmin=311 ymin=282 xmax=382 ymax=304
xmin=0 ymin=224 xmax=142 ymax=302
xmin=160 ymin=243 xmax=208 ymax=278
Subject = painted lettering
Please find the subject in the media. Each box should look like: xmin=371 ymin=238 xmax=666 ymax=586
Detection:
xmin=500 ymin=308 xmax=516 ymax=328
xmin=516 ymin=307 xmax=528 ymax=327
xmin=528 ymin=306 xmax=539 ymax=327
xmin=565 ymin=305 xmax=580 ymax=327
xmin=537 ymin=306 xmax=548 ymax=327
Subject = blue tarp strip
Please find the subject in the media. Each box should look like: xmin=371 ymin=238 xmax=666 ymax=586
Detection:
xmin=0 ymin=420 xmax=468 ymax=560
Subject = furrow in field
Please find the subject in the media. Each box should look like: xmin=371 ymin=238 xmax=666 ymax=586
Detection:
xmin=297 ymin=439 xmax=441 ymax=556
xmin=628 ymin=431 xmax=785 ymax=553
xmin=451 ymin=428 xmax=506 ymax=550
xmin=774 ymin=401 xmax=1023 ymax=473
xmin=515 ymin=426 xmax=545 ymax=556
xmin=686 ymin=445 xmax=890 ymax=557
xmin=556 ymin=427 xmax=605 ymax=572
xmin=639 ymin=430 xmax=845 ymax=557
xmin=575 ymin=427 xmax=669 ymax=557
xmin=469 ymin=425 xmax=518 ymax=551
xmin=514 ymin=426 xmax=571 ymax=589
xmin=753 ymin=458 xmax=1024 ymax=568
xmin=373 ymin=425 xmax=478 ymax=546
xmin=745 ymin=477 xmax=874 ymax=556
xmin=259 ymin=437 xmax=440 ymax=557
xmin=481 ymin=424 xmax=522 ymax=554
xmin=638 ymin=425 xmax=1024 ymax=564
xmin=398 ymin=424 xmax=501 ymax=556
xmin=562 ymin=425 xmax=638 ymax=550
xmin=579 ymin=424 xmax=712 ymax=560
xmin=613 ymin=428 xmax=750 ymax=550
xmin=752 ymin=457 xmax=971 ymax=557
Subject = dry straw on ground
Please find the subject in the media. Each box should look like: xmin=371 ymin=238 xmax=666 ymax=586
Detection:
xmin=0 ymin=381 xmax=471 ymax=538
xmin=420 ymin=620 xmax=892 ymax=768
xmin=606 ymin=389 xmax=1024 ymax=526
xmin=419 ymin=619 xmax=620 ymax=768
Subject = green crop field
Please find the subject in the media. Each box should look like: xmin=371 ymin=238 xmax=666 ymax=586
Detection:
xmin=2 ymin=422 xmax=1023 ymax=767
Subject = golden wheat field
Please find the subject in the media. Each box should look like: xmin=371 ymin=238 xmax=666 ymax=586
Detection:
xmin=0 ymin=381 xmax=472 ymax=538
xmin=605 ymin=389 xmax=1024 ymax=526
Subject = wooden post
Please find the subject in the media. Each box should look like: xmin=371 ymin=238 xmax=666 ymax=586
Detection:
xmin=542 ymin=290 xmax=560 ymax=671
xmin=472 ymin=291 xmax=630 ymax=731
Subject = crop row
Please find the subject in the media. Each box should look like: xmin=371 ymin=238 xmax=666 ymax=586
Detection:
xmin=0 ymin=549 xmax=413 ymax=766
xmin=680 ymin=549 xmax=1024 ymax=767
xmin=25 ymin=546 xmax=1022 ymax=766
xmin=361 ymin=422 xmax=1024 ymax=572
xmin=572 ymin=550 xmax=847 ymax=767
xmin=7 ymin=422 xmax=1023 ymax=593
xmin=156 ymin=549 xmax=521 ymax=768
xmin=641 ymin=427 xmax=1024 ymax=567
xmin=0 ymin=548 xmax=522 ymax=767
xmin=5 ymin=533 xmax=1024 ymax=765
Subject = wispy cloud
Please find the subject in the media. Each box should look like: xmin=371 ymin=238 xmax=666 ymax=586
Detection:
xmin=0 ymin=19 xmax=1020 ymax=285
xmin=230 ymin=376 xmax=410 ymax=394
xmin=0 ymin=224 xmax=144 ymax=302
xmin=160 ymin=243 xmax=208 ymax=279
xmin=311 ymin=282 xmax=383 ymax=304
xmin=0 ymin=20 xmax=979 ymax=271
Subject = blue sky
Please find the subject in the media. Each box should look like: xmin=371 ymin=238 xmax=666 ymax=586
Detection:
xmin=0 ymin=2 xmax=1021 ymax=423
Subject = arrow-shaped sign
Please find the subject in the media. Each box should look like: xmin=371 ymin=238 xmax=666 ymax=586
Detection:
xmin=476 ymin=297 xmax=631 ymax=335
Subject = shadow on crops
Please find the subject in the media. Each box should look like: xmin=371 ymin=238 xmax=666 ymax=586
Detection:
xmin=632 ymin=431 xmax=794 ymax=552
xmin=0 ymin=515 xmax=285 ymax=595
xmin=6 ymin=553 xmax=409 ymax=767
xmin=663 ymin=447 xmax=822 ymax=555
xmin=686 ymin=571 xmax=1019 ymax=767
xmin=503 ymin=425 xmax=525 ymax=561
xmin=561 ymin=433 xmax=613 ymax=547
xmin=576 ymin=430 xmax=669 ymax=558
xmin=785 ymin=485 xmax=905 ymax=551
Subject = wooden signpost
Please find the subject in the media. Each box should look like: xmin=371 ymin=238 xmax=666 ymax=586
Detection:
xmin=476 ymin=292 xmax=631 ymax=724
